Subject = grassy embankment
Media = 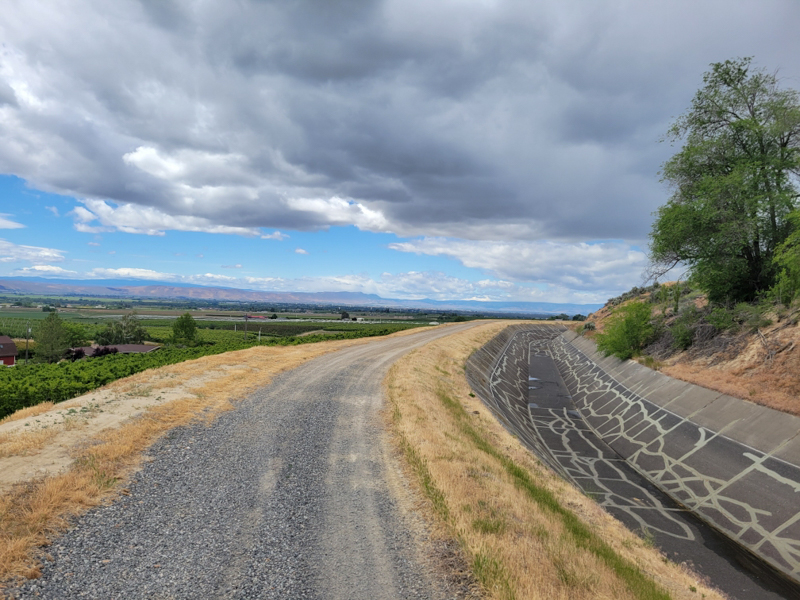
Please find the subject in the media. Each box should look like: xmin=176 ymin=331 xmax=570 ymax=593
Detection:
xmin=385 ymin=322 xmax=723 ymax=600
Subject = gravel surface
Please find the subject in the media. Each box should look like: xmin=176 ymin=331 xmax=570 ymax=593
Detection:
xmin=8 ymin=324 xmax=478 ymax=600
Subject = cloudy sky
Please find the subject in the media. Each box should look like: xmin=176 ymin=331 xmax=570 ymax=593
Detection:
xmin=1 ymin=0 xmax=798 ymax=304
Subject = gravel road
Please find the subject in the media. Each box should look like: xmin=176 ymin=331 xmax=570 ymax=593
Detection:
xmin=8 ymin=324 xmax=479 ymax=600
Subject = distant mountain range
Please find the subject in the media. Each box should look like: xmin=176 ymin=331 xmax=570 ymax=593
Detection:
xmin=0 ymin=277 xmax=603 ymax=316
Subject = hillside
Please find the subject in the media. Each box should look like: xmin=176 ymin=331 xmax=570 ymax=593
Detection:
xmin=580 ymin=284 xmax=800 ymax=417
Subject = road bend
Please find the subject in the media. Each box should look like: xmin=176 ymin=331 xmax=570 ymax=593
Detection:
xmin=8 ymin=323 xmax=479 ymax=600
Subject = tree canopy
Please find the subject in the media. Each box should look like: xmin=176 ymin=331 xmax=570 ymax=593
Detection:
xmin=34 ymin=312 xmax=69 ymax=363
xmin=172 ymin=312 xmax=199 ymax=345
xmin=95 ymin=312 xmax=147 ymax=345
xmin=649 ymin=58 xmax=800 ymax=303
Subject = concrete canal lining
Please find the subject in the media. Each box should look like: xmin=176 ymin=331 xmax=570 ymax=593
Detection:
xmin=466 ymin=324 xmax=800 ymax=599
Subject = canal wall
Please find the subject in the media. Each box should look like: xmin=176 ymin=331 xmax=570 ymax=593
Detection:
xmin=466 ymin=324 xmax=800 ymax=586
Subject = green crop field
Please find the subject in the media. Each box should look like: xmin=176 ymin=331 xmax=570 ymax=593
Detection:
xmin=0 ymin=321 xmax=427 ymax=419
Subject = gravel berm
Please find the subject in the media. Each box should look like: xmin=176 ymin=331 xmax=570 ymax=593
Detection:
xmin=8 ymin=322 xmax=481 ymax=600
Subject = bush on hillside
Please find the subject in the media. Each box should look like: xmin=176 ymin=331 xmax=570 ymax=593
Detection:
xmin=671 ymin=306 xmax=700 ymax=350
xmin=596 ymin=301 xmax=655 ymax=360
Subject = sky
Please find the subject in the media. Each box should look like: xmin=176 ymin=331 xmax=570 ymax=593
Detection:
xmin=0 ymin=0 xmax=799 ymax=305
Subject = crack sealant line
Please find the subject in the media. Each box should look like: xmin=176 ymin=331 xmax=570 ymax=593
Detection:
xmin=554 ymin=333 xmax=800 ymax=580
xmin=556 ymin=333 xmax=800 ymax=473
xmin=551 ymin=338 xmax=735 ymax=491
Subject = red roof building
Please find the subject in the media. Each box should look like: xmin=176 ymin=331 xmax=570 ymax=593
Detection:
xmin=0 ymin=335 xmax=17 ymax=366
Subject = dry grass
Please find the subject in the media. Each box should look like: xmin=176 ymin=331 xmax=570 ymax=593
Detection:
xmin=0 ymin=429 xmax=58 ymax=459
xmin=385 ymin=322 xmax=724 ymax=600
xmin=662 ymin=340 xmax=800 ymax=416
xmin=659 ymin=311 xmax=800 ymax=416
xmin=0 ymin=331 xmax=418 ymax=586
xmin=0 ymin=403 xmax=55 ymax=425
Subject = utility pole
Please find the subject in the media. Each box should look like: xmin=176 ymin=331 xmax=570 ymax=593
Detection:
xmin=25 ymin=320 xmax=31 ymax=364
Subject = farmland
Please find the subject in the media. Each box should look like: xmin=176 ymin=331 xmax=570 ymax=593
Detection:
xmin=0 ymin=313 xmax=427 ymax=419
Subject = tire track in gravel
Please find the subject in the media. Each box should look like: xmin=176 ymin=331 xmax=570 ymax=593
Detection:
xmin=8 ymin=323 xmax=479 ymax=600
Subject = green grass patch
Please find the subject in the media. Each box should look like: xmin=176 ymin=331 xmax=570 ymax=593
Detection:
xmin=472 ymin=549 xmax=515 ymax=600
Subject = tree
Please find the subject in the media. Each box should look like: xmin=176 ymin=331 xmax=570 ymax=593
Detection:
xmin=773 ymin=209 xmax=800 ymax=304
xmin=340 ymin=311 xmax=350 ymax=320
xmin=649 ymin=58 xmax=800 ymax=303
xmin=34 ymin=312 xmax=68 ymax=363
xmin=172 ymin=312 xmax=199 ymax=345
xmin=96 ymin=311 xmax=147 ymax=345
xmin=63 ymin=322 xmax=88 ymax=348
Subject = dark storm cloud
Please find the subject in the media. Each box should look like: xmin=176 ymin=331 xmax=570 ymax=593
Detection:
xmin=1 ymin=0 xmax=799 ymax=242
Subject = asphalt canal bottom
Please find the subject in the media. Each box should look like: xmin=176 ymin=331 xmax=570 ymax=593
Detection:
xmin=482 ymin=326 xmax=800 ymax=600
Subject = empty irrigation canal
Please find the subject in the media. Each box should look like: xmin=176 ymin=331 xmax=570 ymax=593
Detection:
xmin=466 ymin=324 xmax=800 ymax=600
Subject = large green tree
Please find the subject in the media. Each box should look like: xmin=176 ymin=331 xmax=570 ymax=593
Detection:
xmin=172 ymin=312 xmax=199 ymax=345
xmin=649 ymin=58 xmax=800 ymax=303
xmin=34 ymin=312 xmax=68 ymax=363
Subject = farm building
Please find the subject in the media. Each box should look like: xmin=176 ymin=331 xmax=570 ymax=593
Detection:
xmin=0 ymin=335 xmax=17 ymax=366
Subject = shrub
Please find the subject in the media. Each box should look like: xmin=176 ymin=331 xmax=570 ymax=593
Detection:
xmin=706 ymin=307 xmax=736 ymax=332
xmin=671 ymin=306 xmax=699 ymax=350
xmin=596 ymin=301 xmax=654 ymax=360
xmin=733 ymin=302 xmax=772 ymax=332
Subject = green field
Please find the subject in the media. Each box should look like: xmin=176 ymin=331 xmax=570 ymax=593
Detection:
xmin=0 ymin=320 xmax=427 ymax=419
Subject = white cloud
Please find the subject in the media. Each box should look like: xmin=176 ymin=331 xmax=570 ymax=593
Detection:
xmin=389 ymin=238 xmax=648 ymax=293
xmin=0 ymin=214 xmax=25 ymax=229
xmin=186 ymin=273 xmax=238 ymax=284
xmin=71 ymin=200 xmax=262 ymax=237
xmin=15 ymin=265 xmax=76 ymax=276
xmin=261 ymin=231 xmax=289 ymax=241
xmin=87 ymin=241 xmax=100 ymax=246
xmin=2 ymin=262 xmax=606 ymax=303
xmin=123 ymin=146 xmax=254 ymax=186
xmin=285 ymin=197 xmax=390 ymax=232
xmin=45 ymin=206 xmax=59 ymax=217
xmin=295 ymin=248 xmax=309 ymax=255
xmin=221 ymin=264 xmax=242 ymax=269
xmin=89 ymin=267 xmax=176 ymax=281
xmin=0 ymin=239 xmax=65 ymax=263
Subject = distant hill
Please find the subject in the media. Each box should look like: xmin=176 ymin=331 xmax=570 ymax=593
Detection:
xmin=0 ymin=277 xmax=602 ymax=316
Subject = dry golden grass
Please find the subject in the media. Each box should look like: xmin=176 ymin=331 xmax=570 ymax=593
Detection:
xmin=385 ymin=322 xmax=724 ymax=600
xmin=0 ymin=429 xmax=58 ymax=459
xmin=0 ymin=331 xmax=420 ymax=586
xmin=0 ymin=403 xmax=55 ymax=425
xmin=662 ymin=340 xmax=800 ymax=416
